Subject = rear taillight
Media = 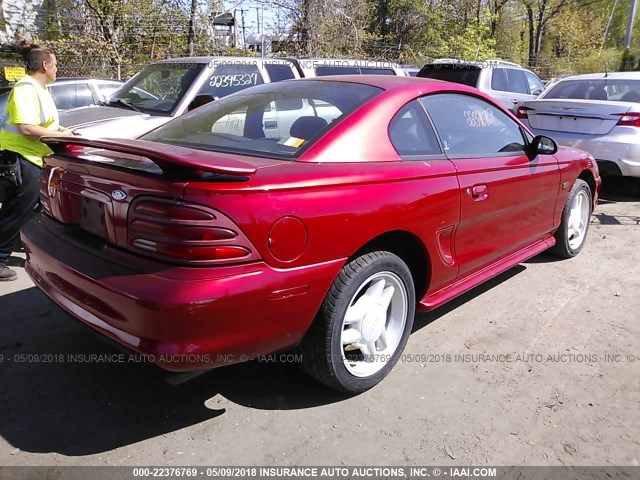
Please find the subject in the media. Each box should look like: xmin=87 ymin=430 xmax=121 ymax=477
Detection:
xmin=515 ymin=106 xmax=534 ymax=119
xmin=612 ymin=112 xmax=640 ymax=127
xmin=128 ymin=197 xmax=260 ymax=265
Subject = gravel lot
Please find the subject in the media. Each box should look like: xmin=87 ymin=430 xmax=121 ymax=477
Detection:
xmin=1 ymin=177 xmax=638 ymax=469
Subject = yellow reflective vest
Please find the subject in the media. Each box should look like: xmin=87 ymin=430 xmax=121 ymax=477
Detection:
xmin=0 ymin=75 xmax=60 ymax=167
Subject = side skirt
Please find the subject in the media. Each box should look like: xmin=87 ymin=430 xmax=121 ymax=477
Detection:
xmin=419 ymin=236 xmax=556 ymax=312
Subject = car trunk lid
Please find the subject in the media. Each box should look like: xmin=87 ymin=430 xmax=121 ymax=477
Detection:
xmin=40 ymin=137 xmax=272 ymax=264
xmin=522 ymin=99 xmax=634 ymax=134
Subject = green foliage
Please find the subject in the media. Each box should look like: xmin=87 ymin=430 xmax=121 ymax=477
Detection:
xmin=620 ymin=48 xmax=637 ymax=71
xmin=445 ymin=8 xmax=497 ymax=60
xmin=533 ymin=3 xmax=607 ymax=77
xmin=17 ymin=0 xmax=640 ymax=78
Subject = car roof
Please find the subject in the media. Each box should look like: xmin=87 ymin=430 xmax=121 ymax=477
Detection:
xmin=152 ymin=56 xmax=295 ymax=64
xmin=54 ymin=77 xmax=99 ymax=81
xmin=552 ymin=72 xmax=640 ymax=81
xmin=294 ymin=57 xmax=402 ymax=66
xmin=430 ymin=58 xmax=524 ymax=69
xmin=52 ymin=77 xmax=124 ymax=83
xmin=0 ymin=77 xmax=123 ymax=92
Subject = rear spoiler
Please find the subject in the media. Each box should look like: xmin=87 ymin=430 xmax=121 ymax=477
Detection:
xmin=42 ymin=136 xmax=257 ymax=176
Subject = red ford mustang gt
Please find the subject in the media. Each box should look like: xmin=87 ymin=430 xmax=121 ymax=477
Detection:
xmin=22 ymin=76 xmax=601 ymax=394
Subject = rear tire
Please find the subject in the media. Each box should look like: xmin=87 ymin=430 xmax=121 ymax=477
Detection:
xmin=551 ymin=179 xmax=592 ymax=258
xmin=300 ymin=251 xmax=415 ymax=394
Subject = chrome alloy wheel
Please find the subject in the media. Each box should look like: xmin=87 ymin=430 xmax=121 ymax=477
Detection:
xmin=340 ymin=271 xmax=408 ymax=377
xmin=567 ymin=189 xmax=590 ymax=250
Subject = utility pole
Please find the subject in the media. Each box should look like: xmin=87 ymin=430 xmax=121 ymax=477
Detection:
xmin=256 ymin=7 xmax=260 ymax=34
xmin=233 ymin=9 xmax=238 ymax=49
xmin=625 ymin=0 xmax=638 ymax=49
xmin=240 ymin=8 xmax=247 ymax=50
xmin=277 ymin=6 xmax=281 ymax=35
xmin=254 ymin=6 xmax=265 ymax=56
xmin=187 ymin=0 xmax=198 ymax=56
xmin=260 ymin=7 xmax=265 ymax=57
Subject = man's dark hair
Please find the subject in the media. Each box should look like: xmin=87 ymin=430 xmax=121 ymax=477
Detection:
xmin=13 ymin=40 xmax=56 ymax=72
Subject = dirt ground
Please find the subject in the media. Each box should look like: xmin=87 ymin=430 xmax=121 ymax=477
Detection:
xmin=0 ymin=177 xmax=638 ymax=468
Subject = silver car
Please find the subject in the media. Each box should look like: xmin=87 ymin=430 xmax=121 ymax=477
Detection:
xmin=0 ymin=77 xmax=124 ymax=114
xmin=417 ymin=58 xmax=545 ymax=111
xmin=516 ymin=72 xmax=640 ymax=178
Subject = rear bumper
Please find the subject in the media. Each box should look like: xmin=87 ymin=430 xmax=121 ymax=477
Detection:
xmin=529 ymin=126 xmax=640 ymax=178
xmin=22 ymin=214 xmax=342 ymax=371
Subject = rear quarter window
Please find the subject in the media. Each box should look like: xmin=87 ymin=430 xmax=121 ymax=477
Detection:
xmin=265 ymin=64 xmax=296 ymax=82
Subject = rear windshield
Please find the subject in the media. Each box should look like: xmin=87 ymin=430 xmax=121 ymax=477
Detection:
xmin=543 ymin=79 xmax=640 ymax=102
xmin=417 ymin=64 xmax=481 ymax=87
xmin=142 ymin=80 xmax=383 ymax=159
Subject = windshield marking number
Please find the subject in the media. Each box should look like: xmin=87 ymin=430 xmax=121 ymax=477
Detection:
xmin=209 ymin=73 xmax=259 ymax=89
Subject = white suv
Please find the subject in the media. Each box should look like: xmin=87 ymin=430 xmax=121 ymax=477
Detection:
xmin=417 ymin=58 xmax=544 ymax=111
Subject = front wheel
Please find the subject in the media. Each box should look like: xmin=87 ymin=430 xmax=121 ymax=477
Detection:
xmin=300 ymin=251 xmax=416 ymax=394
xmin=551 ymin=179 xmax=592 ymax=258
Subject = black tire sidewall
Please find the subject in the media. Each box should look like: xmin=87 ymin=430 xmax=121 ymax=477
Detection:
xmin=556 ymin=179 xmax=592 ymax=257
xmin=327 ymin=252 xmax=416 ymax=393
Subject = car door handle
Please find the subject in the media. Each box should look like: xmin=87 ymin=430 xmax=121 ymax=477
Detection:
xmin=468 ymin=184 xmax=488 ymax=201
xmin=512 ymin=98 xmax=519 ymax=104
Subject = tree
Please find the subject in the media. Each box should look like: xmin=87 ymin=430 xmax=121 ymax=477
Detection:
xmin=518 ymin=0 xmax=605 ymax=67
xmin=488 ymin=0 xmax=511 ymax=38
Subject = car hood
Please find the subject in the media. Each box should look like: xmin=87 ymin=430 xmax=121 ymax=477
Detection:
xmin=59 ymin=106 xmax=171 ymax=139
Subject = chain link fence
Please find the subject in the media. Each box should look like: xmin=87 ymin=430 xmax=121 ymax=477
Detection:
xmin=0 ymin=39 xmax=628 ymax=85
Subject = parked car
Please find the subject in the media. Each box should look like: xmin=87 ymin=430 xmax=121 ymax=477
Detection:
xmin=402 ymin=66 xmax=420 ymax=77
xmin=291 ymin=58 xmax=407 ymax=77
xmin=59 ymin=57 xmax=303 ymax=139
xmin=516 ymin=71 xmax=640 ymax=178
xmin=49 ymin=77 xmax=125 ymax=109
xmin=23 ymin=76 xmax=600 ymax=394
xmin=0 ymin=77 xmax=124 ymax=114
xmin=417 ymin=58 xmax=545 ymax=111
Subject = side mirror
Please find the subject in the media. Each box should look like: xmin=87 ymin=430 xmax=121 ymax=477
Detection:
xmin=187 ymin=94 xmax=217 ymax=112
xmin=527 ymin=135 xmax=558 ymax=157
